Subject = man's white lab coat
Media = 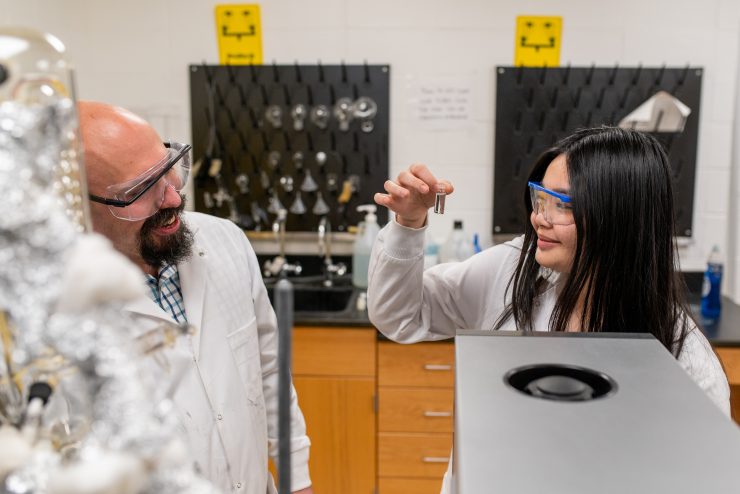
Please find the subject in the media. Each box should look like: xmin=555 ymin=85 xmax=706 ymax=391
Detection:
xmin=124 ymin=212 xmax=311 ymax=493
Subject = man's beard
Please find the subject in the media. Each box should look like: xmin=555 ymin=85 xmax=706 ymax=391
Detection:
xmin=139 ymin=195 xmax=194 ymax=270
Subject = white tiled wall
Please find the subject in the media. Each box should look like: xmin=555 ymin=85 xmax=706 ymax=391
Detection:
xmin=3 ymin=0 xmax=740 ymax=285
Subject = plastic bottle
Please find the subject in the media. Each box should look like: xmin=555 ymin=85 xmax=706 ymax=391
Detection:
xmin=473 ymin=233 xmax=482 ymax=254
xmin=439 ymin=220 xmax=474 ymax=263
xmin=356 ymin=291 xmax=367 ymax=312
xmin=352 ymin=205 xmax=380 ymax=288
xmin=423 ymin=237 xmax=440 ymax=270
xmin=700 ymin=245 xmax=723 ymax=320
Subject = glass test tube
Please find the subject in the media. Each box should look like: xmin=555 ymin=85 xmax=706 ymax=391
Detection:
xmin=434 ymin=183 xmax=446 ymax=214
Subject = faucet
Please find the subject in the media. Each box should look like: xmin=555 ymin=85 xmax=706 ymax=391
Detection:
xmin=263 ymin=209 xmax=302 ymax=278
xmin=318 ymin=216 xmax=346 ymax=287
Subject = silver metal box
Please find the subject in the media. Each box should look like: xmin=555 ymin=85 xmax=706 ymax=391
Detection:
xmin=453 ymin=331 xmax=740 ymax=493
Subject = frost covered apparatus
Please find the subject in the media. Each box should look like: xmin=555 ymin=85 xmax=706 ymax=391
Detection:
xmin=0 ymin=28 xmax=221 ymax=494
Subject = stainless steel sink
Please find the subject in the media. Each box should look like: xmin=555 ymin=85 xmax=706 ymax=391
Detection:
xmin=265 ymin=275 xmax=355 ymax=313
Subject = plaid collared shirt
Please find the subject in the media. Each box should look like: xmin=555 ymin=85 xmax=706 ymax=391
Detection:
xmin=145 ymin=264 xmax=188 ymax=324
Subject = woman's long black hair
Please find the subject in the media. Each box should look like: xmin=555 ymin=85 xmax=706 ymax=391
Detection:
xmin=495 ymin=127 xmax=691 ymax=356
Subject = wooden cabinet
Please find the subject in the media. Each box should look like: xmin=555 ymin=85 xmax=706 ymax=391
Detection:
xmin=289 ymin=330 xmax=454 ymax=494
xmin=288 ymin=327 xmax=740 ymax=494
xmin=378 ymin=341 xmax=455 ymax=493
xmin=292 ymin=327 xmax=377 ymax=494
xmin=714 ymin=347 xmax=740 ymax=423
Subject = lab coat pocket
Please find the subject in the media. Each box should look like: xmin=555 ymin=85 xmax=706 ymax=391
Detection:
xmin=226 ymin=317 xmax=262 ymax=404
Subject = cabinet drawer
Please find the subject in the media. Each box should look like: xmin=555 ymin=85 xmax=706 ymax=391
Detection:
xmin=714 ymin=347 xmax=740 ymax=423
xmin=379 ymin=342 xmax=454 ymax=387
xmin=379 ymin=478 xmax=444 ymax=494
xmin=379 ymin=387 xmax=454 ymax=433
xmin=293 ymin=328 xmax=376 ymax=376
xmin=378 ymin=432 xmax=453 ymax=478
xmin=715 ymin=347 xmax=740 ymax=386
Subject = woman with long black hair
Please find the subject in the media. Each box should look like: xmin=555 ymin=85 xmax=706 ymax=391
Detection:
xmin=368 ymin=127 xmax=729 ymax=411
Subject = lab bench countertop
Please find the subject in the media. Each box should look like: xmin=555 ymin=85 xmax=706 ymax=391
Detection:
xmin=694 ymin=296 xmax=740 ymax=347
xmin=289 ymin=291 xmax=740 ymax=347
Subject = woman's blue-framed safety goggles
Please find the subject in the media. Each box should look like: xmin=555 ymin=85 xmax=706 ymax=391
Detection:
xmin=527 ymin=181 xmax=574 ymax=225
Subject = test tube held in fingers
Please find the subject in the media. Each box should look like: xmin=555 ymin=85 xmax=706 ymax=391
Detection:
xmin=434 ymin=183 xmax=446 ymax=214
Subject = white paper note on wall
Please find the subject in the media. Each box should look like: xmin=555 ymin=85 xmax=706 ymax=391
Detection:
xmin=407 ymin=75 xmax=474 ymax=131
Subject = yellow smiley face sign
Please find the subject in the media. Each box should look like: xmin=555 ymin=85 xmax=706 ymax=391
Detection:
xmin=214 ymin=4 xmax=263 ymax=65
xmin=514 ymin=16 xmax=562 ymax=67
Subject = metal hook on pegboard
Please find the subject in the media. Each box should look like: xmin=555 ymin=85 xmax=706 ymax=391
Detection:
xmin=596 ymin=87 xmax=606 ymax=109
xmin=572 ymin=87 xmax=583 ymax=107
xmin=619 ymin=86 xmax=632 ymax=109
xmin=538 ymin=65 xmax=547 ymax=85
xmin=561 ymin=64 xmax=571 ymax=86
xmin=654 ymin=64 xmax=666 ymax=86
xmin=585 ymin=64 xmax=596 ymax=85
xmin=363 ymin=60 xmax=371 ymax=83
xmin=608 ymin=64 xmax=619 ymax=85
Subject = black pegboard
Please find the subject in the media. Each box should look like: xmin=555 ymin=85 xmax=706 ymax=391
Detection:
xmin=189 ymin=63 xmax=389 ymax=232
xmin=493 ymin=65 xmax=702 ymax=236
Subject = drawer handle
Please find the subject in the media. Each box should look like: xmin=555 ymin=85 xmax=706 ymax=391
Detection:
xmin=424 ymin=364 xmax=452 ymax=371
xmin=422 ymin=456 xmax=451 ymax=463
xmin=423 ymin=411 xmax=452 ymax=417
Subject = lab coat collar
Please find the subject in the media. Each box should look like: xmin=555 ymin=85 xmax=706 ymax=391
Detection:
xmin=124 ymin=294 xmax=177 ymax=329
xmin=539 ymin=266 xmax=561 ymax=285
xmin=176 ymin=221 xmax=207 ymax=360
xmin=124 ymin=220 xmax=207 ymax=359
xmin=538 ymin=266 xmax=564 ymax=301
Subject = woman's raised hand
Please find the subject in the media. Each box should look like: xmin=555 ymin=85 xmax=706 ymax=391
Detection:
xmin=374 ymin=163 xmax=454 ymax=229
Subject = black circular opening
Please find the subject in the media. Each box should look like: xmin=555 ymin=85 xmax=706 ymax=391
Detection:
xmin=505 ymin=363 xmax=617 ymax=402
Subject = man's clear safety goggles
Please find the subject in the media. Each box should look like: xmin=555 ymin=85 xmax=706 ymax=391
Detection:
xmin=89 ymin=142 xmax=192 ymax=221
xmin=528 ymin=181 xmax=574 ymax=226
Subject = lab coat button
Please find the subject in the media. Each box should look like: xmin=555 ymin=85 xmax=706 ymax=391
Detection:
xmin=217 ymin=413 xmax=223 ymax=420
xmin=235 ymin=482 xmax=242 ymax=489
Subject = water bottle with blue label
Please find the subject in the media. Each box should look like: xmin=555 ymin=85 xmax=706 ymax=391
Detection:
xmin=473 ymin=233 xmax=482 ymax=254
xmin=700 ymin=245 xmax=723 ymax=320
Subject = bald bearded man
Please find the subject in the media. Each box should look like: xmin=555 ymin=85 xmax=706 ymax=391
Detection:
xmin=78 ymin=101 xmax=313 ymax=494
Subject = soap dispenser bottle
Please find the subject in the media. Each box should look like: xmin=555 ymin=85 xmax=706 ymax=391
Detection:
xmin=352 ymin=204 xmax=380 ymax=288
